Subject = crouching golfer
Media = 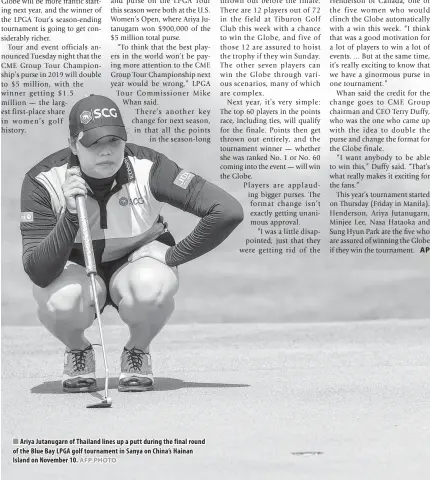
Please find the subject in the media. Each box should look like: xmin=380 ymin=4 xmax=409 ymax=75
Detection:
xmin=20 ymin=94 xmax=243 ymax=393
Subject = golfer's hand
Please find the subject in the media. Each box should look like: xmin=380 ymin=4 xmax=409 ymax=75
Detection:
xmin=63 ymin=167 xmax=88 ymax=214
xmin=128 ymin=242 xmax=170 ymax=265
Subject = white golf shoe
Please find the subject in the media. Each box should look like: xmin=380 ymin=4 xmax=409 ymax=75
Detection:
xmin=118 ymin=347 xmax=154 ymax=392
xmin=62 ymin=344 xmax=97 ymax=393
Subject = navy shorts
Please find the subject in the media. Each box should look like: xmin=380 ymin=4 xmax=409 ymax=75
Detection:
xmin=96 ymin=254 xmax=129 ymax=311
xmin=73 ymin=232 xmax=175 ymax=312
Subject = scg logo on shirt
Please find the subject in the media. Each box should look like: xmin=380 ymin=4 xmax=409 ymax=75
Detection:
xmin=119 ymin=197 xmax=144 ymax=206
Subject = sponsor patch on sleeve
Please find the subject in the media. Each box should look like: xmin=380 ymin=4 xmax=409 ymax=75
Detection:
xmin=21 ymin=212 xmax=34 ymax=223
xmin=173 ymin=170 xmax=195 ymax=189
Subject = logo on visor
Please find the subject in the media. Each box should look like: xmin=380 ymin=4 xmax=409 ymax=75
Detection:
xmin=80 ymin=111 xmax=93 ymax=124
xmin=93 ymin=108 xmax=118 ymax=119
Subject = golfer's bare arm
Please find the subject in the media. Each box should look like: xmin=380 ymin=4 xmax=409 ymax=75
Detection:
xmin=20 ymin=175 xmax=80 ymax=288
xmin=147 ymin=150 xmax=244 ymax=267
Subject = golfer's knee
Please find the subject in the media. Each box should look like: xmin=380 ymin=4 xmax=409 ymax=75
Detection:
xmin=129 ymin=263 xmax=178 ymax=306
xmin=34 ymin=283 xmax=81 ymax=321
xmin=128 ymin=278 xmax=173 ymax=310
xmin=34 ymin=282 xmax=104 ymax=327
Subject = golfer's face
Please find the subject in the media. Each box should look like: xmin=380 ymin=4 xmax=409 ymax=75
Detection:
xmin=76 ymin=136 xmax=125 ymax=178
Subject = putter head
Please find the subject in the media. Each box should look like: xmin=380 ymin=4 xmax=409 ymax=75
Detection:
xmin=86 ymin=397 xmax=112 ymax=409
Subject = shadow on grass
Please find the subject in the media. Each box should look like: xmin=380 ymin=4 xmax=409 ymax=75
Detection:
xmin=31 ymin=377 xmax=250 ymax=395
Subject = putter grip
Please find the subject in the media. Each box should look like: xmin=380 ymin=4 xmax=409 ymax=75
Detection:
xmin=76 ymin=195 xmax=97 ymax=275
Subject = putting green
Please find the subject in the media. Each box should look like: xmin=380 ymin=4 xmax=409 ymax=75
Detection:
xmin=2 ymin=320 xmax=429 ymax=479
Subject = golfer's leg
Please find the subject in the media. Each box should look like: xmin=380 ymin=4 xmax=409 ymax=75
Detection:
xmin=109 ymin=257 xmax=179 ymax=351
xmin=33 ymin=263 xmax=107 ymax=350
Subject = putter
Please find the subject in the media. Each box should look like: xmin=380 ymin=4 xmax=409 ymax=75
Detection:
xmin=76 ymin=195 xmax=112 ymax=409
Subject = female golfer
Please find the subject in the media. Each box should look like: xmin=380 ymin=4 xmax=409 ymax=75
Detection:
xmin=20 ymin=94 xmax=243 ymax=393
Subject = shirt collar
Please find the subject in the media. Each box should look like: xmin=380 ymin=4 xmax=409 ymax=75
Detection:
xmin=116 ymin=157 xmax=135 ymax=185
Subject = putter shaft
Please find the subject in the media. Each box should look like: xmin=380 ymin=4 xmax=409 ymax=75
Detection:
xmin=76 ymin=194 xmax=111 ymax=407
xmin=90 ymin=273 xmax=109 ymax=401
